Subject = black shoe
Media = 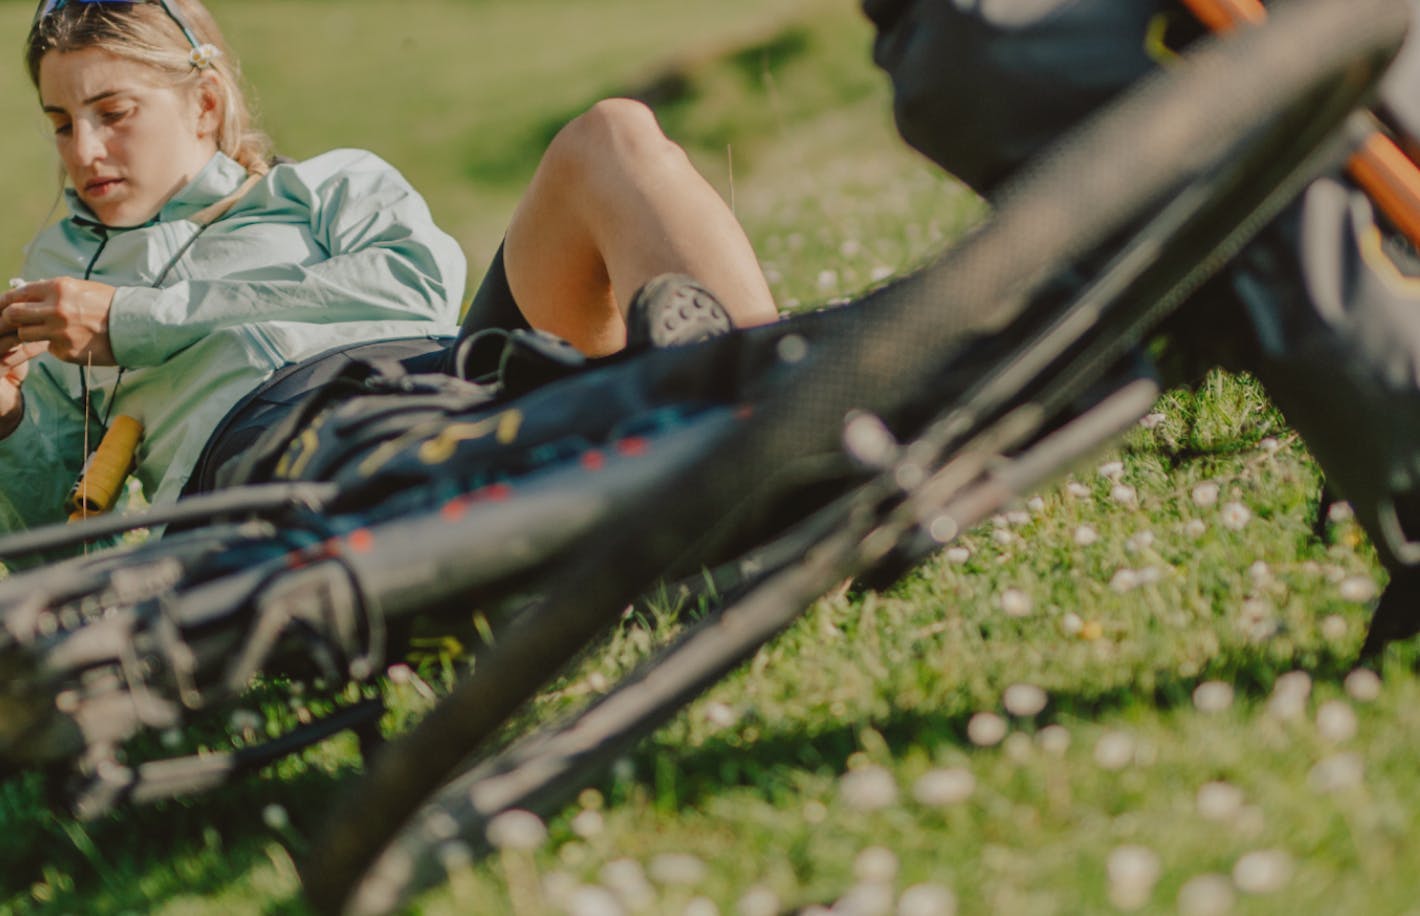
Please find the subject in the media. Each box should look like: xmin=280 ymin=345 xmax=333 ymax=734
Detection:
xmin=625 ymin=274 xmax=734 ymax=350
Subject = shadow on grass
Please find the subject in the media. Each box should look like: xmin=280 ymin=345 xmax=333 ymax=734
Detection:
xmin=0 ymin=761 xmax=358 ymax=915
xmin=609 ymin=637 xmax=1419 ymax=814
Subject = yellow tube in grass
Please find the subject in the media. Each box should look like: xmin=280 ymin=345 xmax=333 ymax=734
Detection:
xmin=67 ymin=415 xmax=143 ymax=522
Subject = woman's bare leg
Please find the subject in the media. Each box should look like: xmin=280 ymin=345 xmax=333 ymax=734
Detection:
xmin=503 ymin=98 xmax=778 ymax=356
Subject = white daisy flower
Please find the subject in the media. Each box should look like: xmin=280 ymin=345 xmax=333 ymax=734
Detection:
xmin=649 ymin=852 xmax=709 ymax=887
xmin=1338 ymin=576 xmax=1377 ymax=603
xmin=1315 ymin=701 xmax=1358 ymax=743
xmin=1191 ymin=482 xmax=1220 ymax=507
xmin=840 ymin=766 xmax=899 ymax=811
xmin=487 ymin=809 xmax=548 ymax=852
xmin=1232 ymin=850 xmax=1292 ymax=894
xmin=1126 ymin=531 xmax=1155 ymax=552
xmin=1327 ymin=501 xmax=1355 ymax=523
xmin=188 ymin=42 xmax=222 ymax=69
xmin=737 ymin=886 xmax=781 ymax=916
xmin=1110 ymin=568 xmax=1142 ymax=593
xmin=1093 ymin=732 xmax=1135 ymax=770
xmin=571 ymin=808 xmax=605 ymax=839
xmin=913 ymin=767 xmax=976 ymax=806
xmin=1192 ymin=681 xmax=1235 ymax=714
xmin=1107 ymin=845 xmax=1162 ymax=910
xmin=262 ymin=803 xmax=290 ymax=831
xmin=898 ymin=883 xmax=958 ymax=916
xmin=1177 ymin=874 xmax=1235 ymax=916
xmin=1219 ymin=502 xmax=1251 ymax=531
xmin=685 ymin=898 xmax=719 ymax=916
xmin=967 ymin=712 xmax=1009 ymax=747
xmin=1308 ymin=752 xmax=1365 ymax=793
xmin=1003 ymin=684 xmax=1048 ymax=717
xmin=1036 ymin=725 xmax=1071 ymax=755
xmin=228 ymin=709 xmax=264 ymax=735
xmin=1238 ymin=599 xmax=1278 ymax=642
xmin=1003 ymin=732 xmax=1033 ymax=762
xmin=703 ymin=701 xmax=739 ymax=729
xmin=601 ymin=860 xmax=655 ymax=911
xmin=567 ymin=885 xmax=626 ymax=916
xmin=1196 ymin=782 xmax=1244 ymax=821
xmin=1320 ymin=615 xmax=1349 ymax=641
xmin=436 ymin=840 xmax=474 ymax=874
xmin=1344 ymin=668 xmax=1383 ymax=702
xmin=854 ymin=847 xmax=900 ymax=884
xmin=999 ymin=588 xmax=1033 ymax=618
xmin=541 ymin=871 xmax=580 ymax=909
xmin=1111 ymin=484 xmax=1138 ymax=506
xmin=834 ymin=883 xmax=893 ymax=916
xmin=1267 ymin=671 xmax=1312 ymax=722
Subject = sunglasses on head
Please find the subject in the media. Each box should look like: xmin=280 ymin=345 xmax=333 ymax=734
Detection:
xmin=32 ymin=0 xmax=203 ymax=51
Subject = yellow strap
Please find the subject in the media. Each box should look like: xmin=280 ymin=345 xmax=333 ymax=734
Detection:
xmin=67 ymin=414 xmax=143 ymax=522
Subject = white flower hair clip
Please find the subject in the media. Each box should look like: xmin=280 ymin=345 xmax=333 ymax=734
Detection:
xmin=189 ymin=43 xmax=221 ymax=69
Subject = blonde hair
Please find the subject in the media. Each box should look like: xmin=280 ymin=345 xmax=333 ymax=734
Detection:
xmin=26 ymin=0 xmax=273 ymax=172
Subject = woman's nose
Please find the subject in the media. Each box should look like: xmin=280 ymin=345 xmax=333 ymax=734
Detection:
xmin=71 ymin=122 xmax=106 ymax=166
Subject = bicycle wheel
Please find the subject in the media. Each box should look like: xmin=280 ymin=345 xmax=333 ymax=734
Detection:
xmin=306 ymin=1 xmax=1410 ymax=910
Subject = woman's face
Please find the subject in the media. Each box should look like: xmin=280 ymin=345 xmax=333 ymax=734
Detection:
xmin=38 ymin=48 xmax=218 ymax=228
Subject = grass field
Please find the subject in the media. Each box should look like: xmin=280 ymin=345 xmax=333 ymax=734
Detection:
xmin=3 ymin=1 xmax=1419 ymax=914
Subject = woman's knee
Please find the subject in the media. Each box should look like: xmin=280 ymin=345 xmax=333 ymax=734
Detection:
xmin=543 ymin=98 xmax=687 ymax=186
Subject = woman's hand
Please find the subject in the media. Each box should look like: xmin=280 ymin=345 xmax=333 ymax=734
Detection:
xmin=0 ymin=278 xmax=117 ymax=366
xmin=0 ymin=357 xmax=33 ymax=439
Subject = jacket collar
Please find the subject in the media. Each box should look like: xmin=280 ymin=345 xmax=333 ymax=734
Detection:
xmin=64 ymin=152 xmax=248 ymax=229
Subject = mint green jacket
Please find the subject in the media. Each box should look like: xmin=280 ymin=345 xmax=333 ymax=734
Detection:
xmin=0 ymin=149 xmax=466 ymax=532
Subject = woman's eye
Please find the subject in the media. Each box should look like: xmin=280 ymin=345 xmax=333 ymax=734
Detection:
xmin=100 ymin=107 xmax=132 ymax=125
xmin=52 ymin=122 xmax=72 ymax=137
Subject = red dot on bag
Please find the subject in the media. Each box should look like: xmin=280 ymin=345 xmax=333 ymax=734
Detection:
xmin=616 ymin=437 xmax=649 ymax=457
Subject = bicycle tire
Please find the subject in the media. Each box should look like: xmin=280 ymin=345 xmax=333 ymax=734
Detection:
xmin=305 ymin=1 xmax=1410 ymax=910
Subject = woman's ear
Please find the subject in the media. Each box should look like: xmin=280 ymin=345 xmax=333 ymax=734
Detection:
xmin=193 ymin=74 xmax=222 ymax=140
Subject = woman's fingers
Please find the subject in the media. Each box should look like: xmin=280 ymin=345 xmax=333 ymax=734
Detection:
xmin=0 ymin=279 xmax=116 ymax=365
xmin=1 ymin=302 xmax=48 ymax=333
xmin=0 ymin=283 xmax=53 ymax=336
xmin=2 ymin=341 xmax=49 ymax=369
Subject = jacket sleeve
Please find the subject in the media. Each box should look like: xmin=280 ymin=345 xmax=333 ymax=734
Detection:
xmin=0 ymin=358 xmax=88 ymax=534
xmin=107 ymin=150 xmax=467 ymax=367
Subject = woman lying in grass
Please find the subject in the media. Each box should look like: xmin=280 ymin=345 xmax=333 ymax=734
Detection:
xmin=0 ymin=0 xmax=776 ymax=535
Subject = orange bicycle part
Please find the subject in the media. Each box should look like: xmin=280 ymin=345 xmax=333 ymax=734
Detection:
xmin=1182 ymin=0 xmax=1420 ymax=249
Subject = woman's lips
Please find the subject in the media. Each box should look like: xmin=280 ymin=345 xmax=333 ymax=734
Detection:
xmin=84 ymin=177 xmax=123 ymax=197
